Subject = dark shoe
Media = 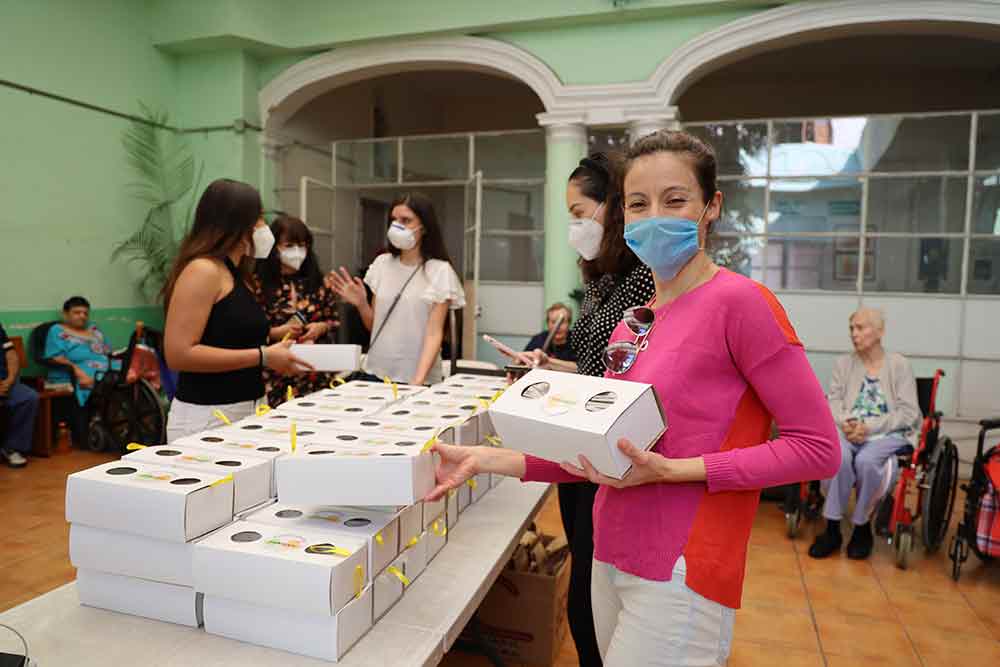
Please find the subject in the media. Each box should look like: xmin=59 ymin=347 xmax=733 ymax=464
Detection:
xmin=847 ymin=522 xmax=874 ymax=560
xmin=1 ymin=449 xmax=27 ymax=468
xmin=808 ymin=524 xmax=843 ymax=559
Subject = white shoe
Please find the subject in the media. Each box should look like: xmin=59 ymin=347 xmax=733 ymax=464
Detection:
xmin=2 ymin=449 xmax=27 ymax=468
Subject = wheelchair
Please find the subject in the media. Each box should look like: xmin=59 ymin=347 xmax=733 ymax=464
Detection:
xmin=877 ymin=369 xmax=959 ymax=568
xmin=948 ymin=417 xmax=1000 ymax=581
xmin=785 ymin=370 xmax=959 ymax=569
xmin=29 ymin=321 xmax=166 ymax=454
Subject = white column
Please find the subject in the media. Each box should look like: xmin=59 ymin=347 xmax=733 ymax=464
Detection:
xmin=627 ymin=108 xmax=682 ymax=144
xmin=541 ymin=121 xmax=588 ymax=315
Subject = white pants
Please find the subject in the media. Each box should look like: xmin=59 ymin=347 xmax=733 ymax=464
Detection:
xmin=166 ymin=397 xmax=260 ymax=442
xmin=591 ymin=557 xmax=734 ymax=667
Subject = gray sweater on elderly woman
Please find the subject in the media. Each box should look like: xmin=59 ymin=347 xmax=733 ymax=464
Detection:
xmin=827 ymin=351 xmax=922 ymax=446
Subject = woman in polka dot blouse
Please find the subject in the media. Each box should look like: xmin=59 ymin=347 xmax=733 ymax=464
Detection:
xmin=516 ymin=151 xmax=655 ymax=667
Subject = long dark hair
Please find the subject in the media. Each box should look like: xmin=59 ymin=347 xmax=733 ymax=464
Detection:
xmin=162 ymin=178 xmax=262 ymax=310
xmin=569 ymin=152 xmax=637 ymax=283
xmin=386 ymin=192 xmax=454 ymax=269
xmin=256 ymin=215 xmax=323 ymax=294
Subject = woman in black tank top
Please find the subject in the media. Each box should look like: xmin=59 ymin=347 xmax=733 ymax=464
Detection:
xmin=162 ymin=179 xmax=313 ymax=441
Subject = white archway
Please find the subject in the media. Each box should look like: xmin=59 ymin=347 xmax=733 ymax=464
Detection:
xmin=652 ymin=0 xmax=1000 ymax=106
xmin=259 ymin=36 xmax=564 ymax=132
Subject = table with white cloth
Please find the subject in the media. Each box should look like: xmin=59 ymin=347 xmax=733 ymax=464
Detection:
xmin=0 ymin=481 xmax=552 ymax=667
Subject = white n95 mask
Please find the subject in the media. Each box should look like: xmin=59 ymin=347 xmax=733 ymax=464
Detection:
xmin=568 ymin=204 xmax=605 ymax=260
xmin=252 ymin=226 xmax=276 ymax=259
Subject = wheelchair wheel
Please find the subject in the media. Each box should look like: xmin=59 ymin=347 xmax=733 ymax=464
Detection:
xmin=921 ymin=438 xmax=959 ymax=552
xmin=894 ymin=525 xmax=913 ymax=569
xmin=97 ymin=379 xmax=166 ymax=453
xmin=87 ymin=423 xmax=113 ymax=453
xmin=950 ymin=533 xmax=969 ymax=581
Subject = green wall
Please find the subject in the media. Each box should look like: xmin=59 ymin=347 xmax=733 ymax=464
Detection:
xmin=1 ymin=0 xmax=789 ymax=353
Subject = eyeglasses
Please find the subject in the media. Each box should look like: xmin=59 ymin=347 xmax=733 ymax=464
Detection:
xmin=603 ymin=306 xmax=656 ymax=375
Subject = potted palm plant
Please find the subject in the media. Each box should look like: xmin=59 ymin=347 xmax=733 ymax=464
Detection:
xmin=112 ymin=104 xmax=202 ymax=299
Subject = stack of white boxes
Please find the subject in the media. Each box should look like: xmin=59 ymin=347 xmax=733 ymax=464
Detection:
xmin=64 ymin=374 xmax=506 ymax=662
xmin=66 ymin=460 xmax=235 ymax=626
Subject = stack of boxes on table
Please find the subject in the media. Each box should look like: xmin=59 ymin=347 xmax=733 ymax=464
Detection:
xmin=64 ymin=373 xmax=508 ymax=662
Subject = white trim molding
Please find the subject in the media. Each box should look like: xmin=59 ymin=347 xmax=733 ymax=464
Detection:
xmin=260 ymin=2 xmax=1000 ymax=132
xmin=652 ymin=0 xmax=1000 ymax=104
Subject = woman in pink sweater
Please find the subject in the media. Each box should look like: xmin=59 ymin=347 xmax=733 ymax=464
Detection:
xmin=429 ymin=130 xmax=839 ymax=666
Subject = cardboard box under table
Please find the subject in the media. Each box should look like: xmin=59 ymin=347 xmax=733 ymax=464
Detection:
xmin=245 ymin=503 xmax=401 ymax=577
xmin=194 ymin=520 xmax=372 ymax=662
xmin=489 ymin=369 xmax=666 ymax=479
xmin=65 ymin=460 xmax=234 ymax=543
xmin=473 ymin=553 xmax=571 ymax=666
xmin=275 ymin=439 xmax=437 ymax=507
xmin=125 ymin=444 xmax=272 ymax=513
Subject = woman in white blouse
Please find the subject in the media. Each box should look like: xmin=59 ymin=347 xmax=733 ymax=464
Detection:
xmin=328 ymin=193 xmax=465 ymax=385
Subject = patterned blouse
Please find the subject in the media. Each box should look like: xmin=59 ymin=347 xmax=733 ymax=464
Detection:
xmin=569 ymin=262 xmax=656 ymax=377
xmin=254 ymin=275 xmax=340 ymax=407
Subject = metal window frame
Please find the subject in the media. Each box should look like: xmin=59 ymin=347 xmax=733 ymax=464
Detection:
xmin=686 ymin=109 xmax=1000 ymax=300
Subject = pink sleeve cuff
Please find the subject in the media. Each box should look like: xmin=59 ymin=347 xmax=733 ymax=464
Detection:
xmin=521 ymin=454 xmax=580 ymax=484
xmin=702 ymin=451 xmax=740 ymax=494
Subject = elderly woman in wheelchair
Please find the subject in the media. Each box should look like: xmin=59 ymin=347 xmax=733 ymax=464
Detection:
xmin=810 ymin=307 xmax=921 ymax=560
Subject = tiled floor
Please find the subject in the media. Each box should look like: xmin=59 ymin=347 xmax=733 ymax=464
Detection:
xmin=2 ymin=450 xmax=999 ymax=665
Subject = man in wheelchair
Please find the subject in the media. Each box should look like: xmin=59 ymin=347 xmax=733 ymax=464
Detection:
xmin=42 ymin=297 xmax=116 ymax=446
xmin=810 ymin=308 xmax=921 ymax=560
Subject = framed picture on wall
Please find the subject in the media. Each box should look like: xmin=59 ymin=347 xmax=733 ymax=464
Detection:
xmin=834 ymin=252 xmax=858 ymax=281
xmin=834 ymin=223 xmax=861 ymax=251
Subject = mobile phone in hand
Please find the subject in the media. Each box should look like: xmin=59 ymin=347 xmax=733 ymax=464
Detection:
xmin=482 ymin=334 xmax=519 ymax=360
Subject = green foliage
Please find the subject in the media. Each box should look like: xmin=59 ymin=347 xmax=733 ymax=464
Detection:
xmin=111 ymin=103 xmax=202 ymax=299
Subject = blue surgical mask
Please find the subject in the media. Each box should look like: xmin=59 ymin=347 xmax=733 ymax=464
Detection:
xmin=623 ymin=203 xmax=710 ymax=280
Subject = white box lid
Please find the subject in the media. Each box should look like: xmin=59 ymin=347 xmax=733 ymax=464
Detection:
xmin=66 ymin=460 xmax=234 ymax=542
xmin=193 ymin=520 xmax=369 ymax=615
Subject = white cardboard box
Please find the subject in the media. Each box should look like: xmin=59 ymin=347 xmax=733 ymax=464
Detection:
xmin=289 ymin=344 xmax=362 ymax=372
xmin=425 ymin=514 xmax=447 ymax=563
xmin=400 ymin=531 xmax=428 ymax=582
xmin=275 ymin=443 xmax=435 ymax=507
xmin=488 ymin=368 xmax=666 ymax=479
xmin=446 ymin=489 xmax=459 ymax=528
xmin=246 ymin=503 xmax=401 ymax=577
xmin=235 ymin=497 xmax=277 ymax=520
xmin=216 ymin=413 xmax=352 ymax=439
xmin=65 ymin=461 xmax=234 ymax=542
xmin=440 ymin=374 xmax=509 ymax=394
xmin=423 ymin=494 xmax=445 ymax=529
xmin=324 ymin=382 xmax=425 ymax=399
xmin=457 ymin=484 xmax=472 ymax=514
xmin=193 ymin=520 xmax=368 ymax=616
xmin=373 ymin=553 xmax=407 ymax=621
xmin=386 ymin=403 xmax=479 ymax=444
xmin=278 ymin=395 xmax=393 ymax=418
xmin=330 ymin=416 xmax=458 ymax=445
xmin=468 ymin=473 xmax=490 ymax=503
xmin=394 ymin=503 xmax=424 ymax=548
xmin=125 ymin=444 xmax=272 ymax=513
xmin=70 ymin=524 xmax=204 ymax=587
xmin=203 ymin=586 xmax=373 ymax=662
xmin=76 ymin=568 xmax=201 ymax=627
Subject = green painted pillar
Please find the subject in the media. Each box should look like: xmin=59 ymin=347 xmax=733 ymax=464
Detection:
xmin=542 ymin=123 xmax=587 ymax=317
